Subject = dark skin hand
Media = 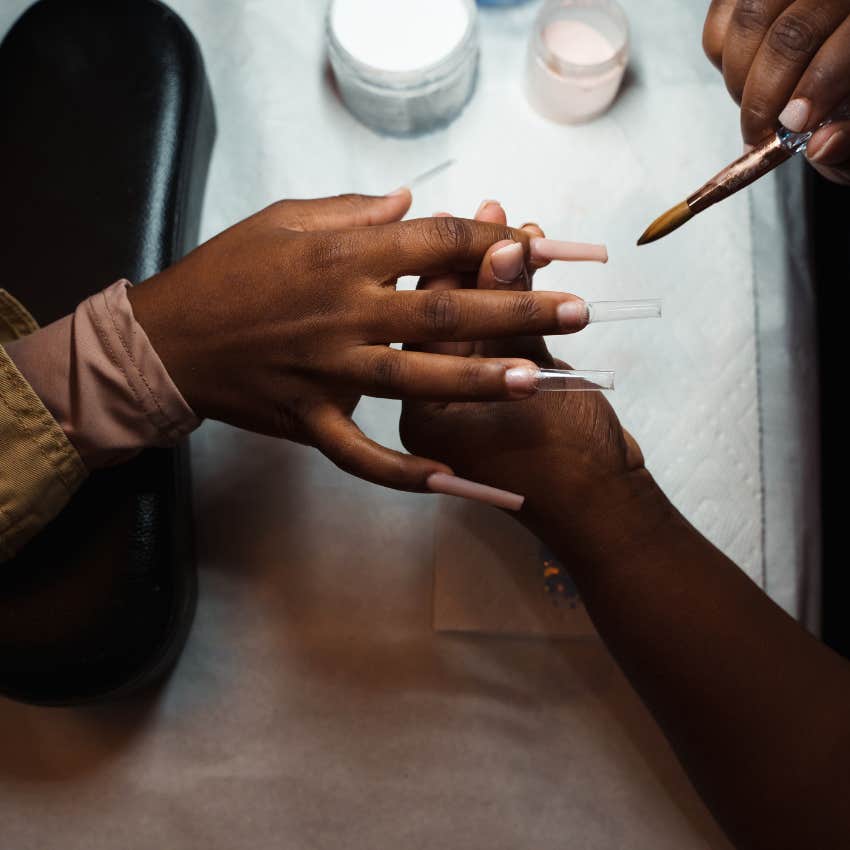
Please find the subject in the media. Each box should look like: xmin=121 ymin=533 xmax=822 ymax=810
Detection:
xmin=127 ymin=191 xmax=591 ymax=494
xmin=402 ymin=201 xmax=850 ymax=850
xmin=704 ymin=0 xmax=850 ymax=184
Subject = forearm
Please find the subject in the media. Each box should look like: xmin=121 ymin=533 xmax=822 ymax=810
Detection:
xmin=528 ymin=472 xmax=850 ymax=850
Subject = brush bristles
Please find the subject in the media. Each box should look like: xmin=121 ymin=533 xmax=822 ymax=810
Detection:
xmin=637 ymin=201 xmax=694 ymax=246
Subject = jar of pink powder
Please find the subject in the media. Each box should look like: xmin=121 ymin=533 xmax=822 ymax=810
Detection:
xmin=525 ymin=0 xmax=629 ymax=124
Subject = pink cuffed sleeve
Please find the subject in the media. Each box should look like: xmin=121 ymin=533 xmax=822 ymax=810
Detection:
xmin=5 ymin=280 xmax=200 ymax=469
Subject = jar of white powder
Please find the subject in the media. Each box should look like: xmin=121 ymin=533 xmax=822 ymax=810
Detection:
xmin=327 ymin=0 xmax=480 ymax=136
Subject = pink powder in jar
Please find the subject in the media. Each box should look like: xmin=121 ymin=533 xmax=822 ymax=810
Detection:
xmin=525 ymin=3 xmax=629 ymax=124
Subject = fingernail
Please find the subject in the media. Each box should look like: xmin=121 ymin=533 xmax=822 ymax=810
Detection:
xmin=475 ymin=199 xmax=501 ymax=218
xmin=557 ymin=299 xmax=590 ymax=329
xmin=530 ymin=238 xmax=608 ymax=263
xmin=426 ymin=472 xmax=525 ymax=512
xmin=808 ymin=129 xmax=847 ymax=164
xmin=743 ymin=142 xmax=755 ymax=155
xmin=778 ymin=97 xmax=810 ymax=133
xmin=432 ymin=211 xmax=452 ymax=217
xmin=504 ymin=366 xmax=538 ymax=397
xmin=386 ymin=187 xmax=411 ymax=197
xmin=587 ymin=299 xmax=662 ymax=323
xmin=491 ymin=242 xmax=525 ymax=282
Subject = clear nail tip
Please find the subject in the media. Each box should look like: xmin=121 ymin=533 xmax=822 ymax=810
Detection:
xmin=586 ymin=299 xmax=662 ymax=323
xmin=534 ymin=369 xmax=614 ymax=391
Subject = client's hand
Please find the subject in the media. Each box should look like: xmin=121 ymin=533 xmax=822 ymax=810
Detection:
xmin=400 ymin=201 xmax=646 ymax=540
xmin=127 ymin=192 xmax=593 ymax=492
xmin=703 ymin=0 xmax=850 ymax=184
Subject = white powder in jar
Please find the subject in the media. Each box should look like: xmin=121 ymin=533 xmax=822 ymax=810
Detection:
xmin=330 ymin=0 xmax=472 ymax=72
xmin=327 ymin=0 xmax=480 ymax=135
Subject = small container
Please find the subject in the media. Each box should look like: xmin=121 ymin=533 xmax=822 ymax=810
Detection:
xmin=525 ymin=0 xmax=629 ymax=124
xmin=327 ymin=0 xmax=480 ymax=137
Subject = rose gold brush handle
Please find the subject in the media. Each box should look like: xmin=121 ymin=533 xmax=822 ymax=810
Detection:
xmin=687 ymin=125 xmax=814 ymax=214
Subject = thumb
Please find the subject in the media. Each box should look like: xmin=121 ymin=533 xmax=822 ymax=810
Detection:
xmin=269 ymin=189 xmax=412 ymax=232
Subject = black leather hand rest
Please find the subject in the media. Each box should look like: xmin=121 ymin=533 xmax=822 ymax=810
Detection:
xmin=0 ymin=0 xmax=215 ymax=704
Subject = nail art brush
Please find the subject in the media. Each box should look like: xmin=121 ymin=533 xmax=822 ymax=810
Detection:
xmin=638 ymin=103 xmax=850 ymax=245
xmin=637 ymin=125 xmax=817 ymax=246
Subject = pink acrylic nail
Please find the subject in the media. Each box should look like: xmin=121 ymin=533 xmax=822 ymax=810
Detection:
xmin=426 ymin=472 xmax=525 ymax=511
xmin=530 ymin=238 xmax=608 ymax=263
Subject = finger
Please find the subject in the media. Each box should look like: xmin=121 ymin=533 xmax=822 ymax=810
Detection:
xmin=469 ymin=201 xmax=531 ymax=291
xmin=268 ymin=190 xmax=412 ymax=232
xmin=351 ymin=216 xmax=605 ymax=280
xmin=476 ymin=228 xmax=554 ymax=363
xmin=355 ymin=216 xmax=533 ymax=279
xmin=703 ymin=0 xmax=738 ymax=69
xmin=806 ymin=119 xmax=850 ymax=183
xmin=474 ymin=224 xmax=552 ymax=363
xmin=474 ymin=199 xmax=508 ymax=225
xmin=521 ymin=222 xmax=550 ymax=270
xmin=740 ymin=0 xmax=850 ymax=144
xmin=367 ymin=288 xmax=589 ymax=343
xmin=413 ymin=201 xmax=511 ymax=357
xmin=720 ymin=0 xmax=792 ymax=105
xmin=304 ymin=404 xmax=451 ymax=492
xmin=349 ymin=348 xmax=541 ymax=401
xmin=414 ymin=211 xmax=471 ymax=356
xmin=477 ymin=240 xmax=530 ymax=291
xmin=478 ymin=223 xmax=549 ymax=292
xmin=777 ymin=16 xmax=850 ymax=132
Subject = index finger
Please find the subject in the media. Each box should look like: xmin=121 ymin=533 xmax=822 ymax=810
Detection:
xmin=355 ymin=216 xmax=607 ymax=281
xmin=360 ymin=216 xmax=533 ymax=280
xmin=703 ymin=0 xmax=738 ymax=69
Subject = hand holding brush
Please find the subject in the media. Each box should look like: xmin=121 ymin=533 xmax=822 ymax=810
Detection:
xmin=639 ymin=1 xmax=850 ymax=244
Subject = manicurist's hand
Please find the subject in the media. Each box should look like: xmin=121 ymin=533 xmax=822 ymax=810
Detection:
xmin=127 ymin=191 xmax=597 ymax=493
xmin=703 ymin=0 xmax=850 ymax=184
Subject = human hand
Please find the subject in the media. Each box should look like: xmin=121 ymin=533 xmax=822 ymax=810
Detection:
xmin=400 ymin=200 xmax=647 ymax=542
xmin=703 ymin=0 xmax=850 ymax=185
xmin=128 ymin=192 xmax=601 ymax=493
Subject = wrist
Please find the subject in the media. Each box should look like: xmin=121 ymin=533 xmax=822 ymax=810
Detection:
xmin=126 ymin=275 xmax=201 ymax=414
xmin=520 ymin=467 xmax=683 ymax=574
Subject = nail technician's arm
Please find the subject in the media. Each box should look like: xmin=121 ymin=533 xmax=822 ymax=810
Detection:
xmin=401 ymin=207 xmax=850 ymax=850
xmin=703 ymin=0 xmax=850 ymax=184
xmin=127 ymin=191 xmax=593 ymax=493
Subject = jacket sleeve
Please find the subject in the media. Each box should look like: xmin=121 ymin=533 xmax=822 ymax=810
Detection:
xmin=0 ymin=289 xmax=87 ymax=562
